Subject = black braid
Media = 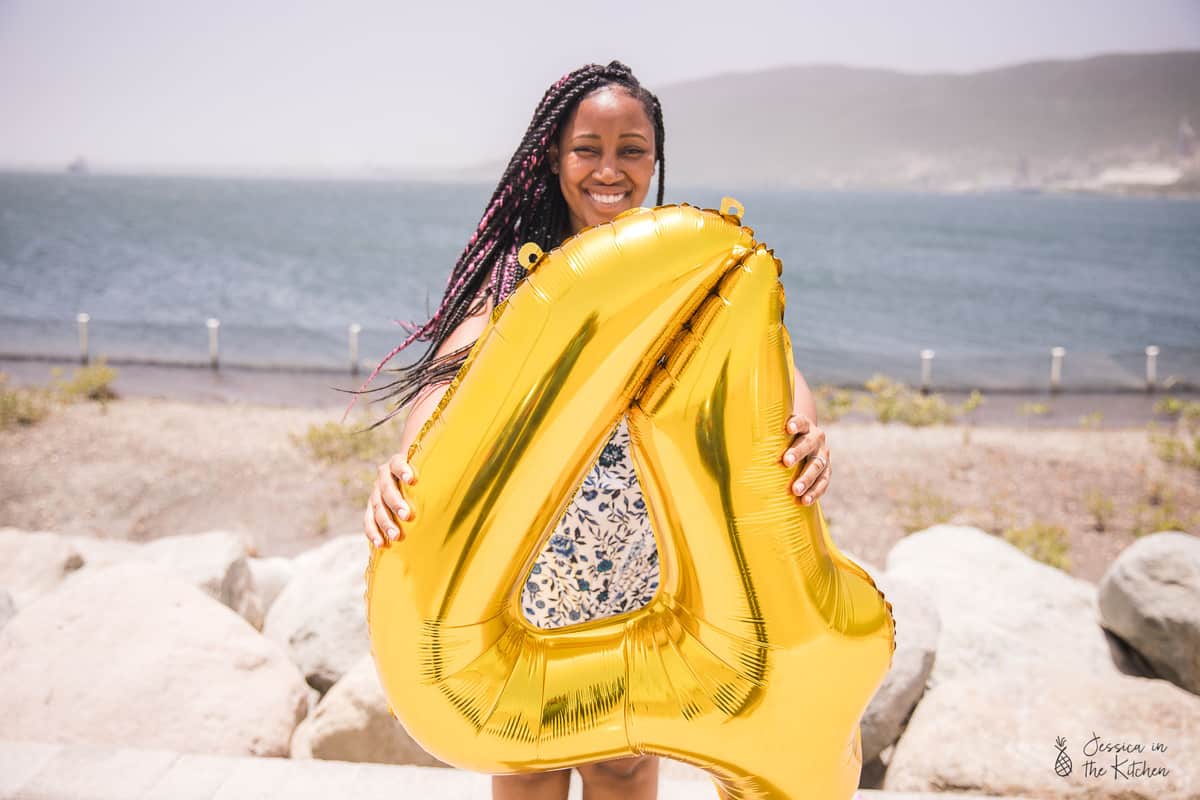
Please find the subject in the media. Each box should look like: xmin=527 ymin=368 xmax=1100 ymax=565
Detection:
xmin=337 ymin=60 xmax=667 ymax=432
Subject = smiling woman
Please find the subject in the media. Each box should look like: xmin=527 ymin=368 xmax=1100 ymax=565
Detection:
xmin=349 ymin=60 xmax=834 ymax=800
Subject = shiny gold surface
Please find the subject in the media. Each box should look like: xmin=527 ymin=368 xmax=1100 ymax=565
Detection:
xmin=364 ymin=203 xmax=896 ymax=799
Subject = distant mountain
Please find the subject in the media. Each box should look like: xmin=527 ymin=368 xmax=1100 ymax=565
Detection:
xmin=655 ymin=50 xmax=1200 ymax=192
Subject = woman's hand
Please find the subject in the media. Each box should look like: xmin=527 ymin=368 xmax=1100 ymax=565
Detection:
xmin=780 ymin=412 xmax=831 ymax=507
xmin=363 ymin=454 xmax=418 ymax=548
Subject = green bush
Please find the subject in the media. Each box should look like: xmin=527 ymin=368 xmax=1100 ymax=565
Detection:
xmin=51 ymin=358 xmax=119 ymax=404
xmin=0 ymin=373 xmax=54 ymax=430
xmin=860 ymin=374 xmax=983 ymax=427
xmin=291 ymin=419 xmax=396 ymax=465
xmin=1003 ymin=522 xmax=1072 ymax=570
xmin=813 ymin=384 xmax=857 ymax=423
xmin=1154 ymin=395 xmax=1200 ymax=425
xmin=1018 ymin=402 xmax=1051 ymax=417
xmin=293 ymin=411 xmax=407 ymax=506
xmin=1131 ymin=480 xmax=1195 ymax=536
xmin=1148 ymin=395 xmax=1200 ymax=472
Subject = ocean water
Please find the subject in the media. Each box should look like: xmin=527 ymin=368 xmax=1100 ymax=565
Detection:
xmin=1 ymin=171 xmax=1198 ymax=391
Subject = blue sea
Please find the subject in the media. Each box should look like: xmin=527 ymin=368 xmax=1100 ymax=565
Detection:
xmin=1 ymin=171 xmax=1198 ymax=391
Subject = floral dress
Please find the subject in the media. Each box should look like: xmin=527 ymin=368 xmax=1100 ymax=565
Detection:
xmin=521 ymin=415 xmax=661 ymax=628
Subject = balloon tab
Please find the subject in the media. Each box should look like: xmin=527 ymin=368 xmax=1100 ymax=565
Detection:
xmin=720 ymin=196 xmax=744 ymax=221
xmin=518 ymin=242 xmax=545 ymax=272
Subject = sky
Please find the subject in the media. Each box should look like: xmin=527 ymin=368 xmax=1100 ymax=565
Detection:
xmin=2 ymin=0 xmax=1199 ymax=173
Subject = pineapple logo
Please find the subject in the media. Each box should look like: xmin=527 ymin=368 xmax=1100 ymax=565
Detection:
xmin=1054 ymin=736 xmax=1073 ymax=777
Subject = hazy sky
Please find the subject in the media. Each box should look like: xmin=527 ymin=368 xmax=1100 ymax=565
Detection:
xmin=3 ymin=0 xmax=1199 ymax=172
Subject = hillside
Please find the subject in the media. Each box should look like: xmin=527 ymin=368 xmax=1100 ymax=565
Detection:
xmin=659 ymin=50 xmax=1200 ymax=192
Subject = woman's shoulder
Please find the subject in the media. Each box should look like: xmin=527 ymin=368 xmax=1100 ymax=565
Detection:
xmin=435 ymin=291 xmax=495 ymax=358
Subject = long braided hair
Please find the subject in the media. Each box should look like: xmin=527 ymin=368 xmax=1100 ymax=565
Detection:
xmin=340 ymin=61 xmax=666 ymax=430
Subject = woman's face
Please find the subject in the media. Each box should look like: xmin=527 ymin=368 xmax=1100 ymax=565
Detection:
xmin=548 ymin=85 xmax=657 ymax=236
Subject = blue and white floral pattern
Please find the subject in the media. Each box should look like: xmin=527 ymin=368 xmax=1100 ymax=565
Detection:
xmin=521 ymin=415 xmax=660 ymax=628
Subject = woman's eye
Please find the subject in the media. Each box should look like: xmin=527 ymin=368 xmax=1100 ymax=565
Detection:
xmin=623 ymin=149 xmax=645 ymax=157
xmin=574 ymin=148 xmax=597 ymax=155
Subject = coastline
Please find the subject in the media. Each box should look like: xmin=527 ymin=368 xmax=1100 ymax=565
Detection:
xmin=1 ymin=356 xmax=1192 ymax=429
xmin=2 ymin=357 xmax=1196 ymax=587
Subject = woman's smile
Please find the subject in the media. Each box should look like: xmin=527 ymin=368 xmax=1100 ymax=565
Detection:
xmin=587 ymin=188 xmax=630 ymax=207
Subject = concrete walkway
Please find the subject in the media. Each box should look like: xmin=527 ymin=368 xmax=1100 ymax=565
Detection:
xmin=0 ymin=739 xmax=1025 ymax=800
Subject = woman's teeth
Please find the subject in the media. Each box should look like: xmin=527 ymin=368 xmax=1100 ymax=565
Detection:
xmin=588 ymin=191 xmax=627 ymax=206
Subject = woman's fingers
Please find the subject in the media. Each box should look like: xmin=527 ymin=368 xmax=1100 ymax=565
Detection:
xmin=784 ymin=413 xmax=811 ymax=437
xmin=788 ymin=433 xmax=830 ymax=503
xmin=781 ymin=414 xmax=814 ymax=466
xmin=791 ymin=448 xmax=828 ymax=496
xmin=389 ymin=453 xmax=417 ymax=485
xmin=362 ymin=454 xmax=420 ymax=550
xmin=372 ymin=490 xmax=404 ymax=543
xmin=363 ymin=488 xmax=386 ymax=548
xmin=781 ymin=434 xmax=819 ymax=467
xmin=379 ymin=461 xmax=413 ymax=523
xmin=367 ymin=470 xmax=405 ymax=544
xmin=799 ymin=462 xmax=832 ymax=506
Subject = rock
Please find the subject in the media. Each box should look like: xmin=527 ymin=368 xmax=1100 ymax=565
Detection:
xmin=290 ymin=654 xmax=448 ymax=767
xmin=247 ymin=555 xmax=295 ymax=616
xmin=140 ymin=531 xmax=263 ymax=630
xmin=0 ymin=528 xmax=87 ymax=608
xmin=883 ymin=670 xmax=1199 ymax=799
xmin=0 ymin=528 xmax=262 ymax=630
xmin=880 ymin=526 xmax=1198 ymax=797
xmin=0 ymin=588 xmax=14 ymax=630
xmin=0 ymin=561 xmax=310 ymax=757
xmin=858 ymin=571 xmax=939 ymax=764
xmin=263 ymin=535 xmax=371 ymax=693
xmin=885 ymin=525 xmax=1120 ymax=688
xmin=60 ymin=533 xmax=141 ymax=570
xmin=1098 ymin=531 xmax=1200 ymax=695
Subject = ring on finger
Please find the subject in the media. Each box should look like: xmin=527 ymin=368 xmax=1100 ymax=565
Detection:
xmin=811 ymin=454 xmax=827 ymax=472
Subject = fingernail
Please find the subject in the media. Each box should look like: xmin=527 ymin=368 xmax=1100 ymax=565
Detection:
xmin=397 ymin=507 xmax=411 ymax=521
xmin=803 ymin=495 xmax=813 ymax=505
xmin=788 ymin=421 xmax=799 ymax=434
xmin=783 ymin=453 xmax=796 ymax=466
xmin=402 ymin=470 xmax=413 ymax=483
xmin=794 ymin=481 xmax=805 ymax=495
xmin=387 ymin=526 xmax=399 ymax=540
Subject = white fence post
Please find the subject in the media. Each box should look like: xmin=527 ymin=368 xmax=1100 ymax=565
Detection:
xmin=349 ymin=323 xmax=362 ymax=375
xmin=1050 ymin=346 xmax=1065 ymax=394
xmin=207 ymin=318 xmax=220 ymax=369
xmin=920 ymin=349 xmax=934 ymax=394
xmin=1145 ymin=345 xmax=1159 ymax=392
xmin=76 ymin=312 xmax=90 ymax=365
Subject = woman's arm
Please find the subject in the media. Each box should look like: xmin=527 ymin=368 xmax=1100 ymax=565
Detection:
xmin=366 ymin=294 xmax=494 ymax=545
xmin=394 ymin=294 xmax=496 ymax=455
xmin=792 ymin=365 xmax=818 ymax=427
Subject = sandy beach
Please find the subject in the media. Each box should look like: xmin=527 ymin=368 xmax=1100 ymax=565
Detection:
xmin=2 ymin=358 xmax=1196 ymax=583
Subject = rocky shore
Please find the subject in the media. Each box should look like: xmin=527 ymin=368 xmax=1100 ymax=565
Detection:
xmin=1 ymin=390 xmax=1197 ymax=797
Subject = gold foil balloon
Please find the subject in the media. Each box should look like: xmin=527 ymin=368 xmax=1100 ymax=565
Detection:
xmin=364 ymin=200 xmax=896 ymax=799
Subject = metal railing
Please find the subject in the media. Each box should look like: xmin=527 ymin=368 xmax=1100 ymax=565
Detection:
xmin=0 ymin=313 xmax=1195 ymax=394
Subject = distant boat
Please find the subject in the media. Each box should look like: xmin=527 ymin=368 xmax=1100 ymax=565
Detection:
xmin=66 ymin=157 xmax=89 ymax=175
